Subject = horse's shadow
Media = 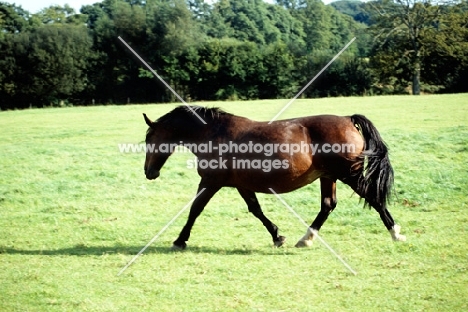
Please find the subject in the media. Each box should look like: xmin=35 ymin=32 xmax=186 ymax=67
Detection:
xmin=0 ymin=245 xmax=299 ymax=256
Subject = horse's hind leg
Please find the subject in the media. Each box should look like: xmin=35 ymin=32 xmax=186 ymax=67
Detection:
xmin=296 ymin=178 xmax=337 ymax=247
xmin=237 ymin=187 xmax=286 ymax=247
xmin=342 ymin=176 xmax=406 ymax=242
xmin=377 ymin=205 xmax=406 ymax=241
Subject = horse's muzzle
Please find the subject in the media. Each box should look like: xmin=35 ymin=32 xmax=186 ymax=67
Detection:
xmin=145 ymin=169 xmax=160 ymax=180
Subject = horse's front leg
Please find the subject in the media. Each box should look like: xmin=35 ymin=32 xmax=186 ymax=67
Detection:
xmin=296 ymin=178 xmax=337 ymax=247
xmin=172 ymin=183 xmax=221 ymax=250
xmin=237 ymin=187 xmax=286 ymax=247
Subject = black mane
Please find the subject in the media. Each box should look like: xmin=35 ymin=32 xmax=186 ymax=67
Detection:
xmin=156 ymin=105 xmax=231 ymax=124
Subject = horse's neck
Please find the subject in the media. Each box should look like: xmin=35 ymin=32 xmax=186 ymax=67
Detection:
xmin=180 ymin=114 xmax=239 ymax=148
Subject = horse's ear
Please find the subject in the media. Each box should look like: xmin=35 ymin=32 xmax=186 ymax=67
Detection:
xmin=143 ymin=113 xmax=153 ymax=128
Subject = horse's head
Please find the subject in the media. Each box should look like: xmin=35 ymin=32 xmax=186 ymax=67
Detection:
xmin=142 ymin=106 xmax=221 ymax=180
xmin=143 ymin=113 xmax=174 ymax=180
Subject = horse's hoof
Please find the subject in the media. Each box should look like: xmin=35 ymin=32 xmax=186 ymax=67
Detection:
xmin=393 ymin=234 xmax=407 ymax=242
xmin=171 ymin=242 xmax=186 ymax=250
xmin=295 ymin=240 xmax=313 ymax=248
xmin=273 ymin=236 xmax=286 ymax=247
xmin=390 ymin=225 xmax=406 ymax=242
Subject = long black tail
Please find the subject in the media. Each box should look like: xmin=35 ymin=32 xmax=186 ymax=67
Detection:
xmin=351 ymin=114 xmax=394 ymax=211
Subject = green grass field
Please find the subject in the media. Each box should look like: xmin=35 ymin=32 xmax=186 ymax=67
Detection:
xmin=1 ymin=94 xmax=467 ymax=311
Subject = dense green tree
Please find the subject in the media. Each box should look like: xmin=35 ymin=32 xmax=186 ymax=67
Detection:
xmin=82 ymin=0 xmax=151 ymax=103
xmin=260 ymin=41 xmax=298 ymax=98
xmin=266 ymin=3 xmax=306 ymax=48
xmin=294 ymin=0 xmax=336 ymax=51
xmin=206 ymin=0 xmax=304 ymax=46
xmin=331 ymin=0 xmax=371 ymax=24
xmin=146 ymin=0 xmax=203 ymax=56
xmin=174 ymin=38 xmax=264 ymax=100
xmin=0 ymin=24 xmax=94 ymax=108
xmin=368 ymin=0 xmax=463 ymax=95
xmin=34 ymin=4 xmax=75 ymax=24
xmin=0 ymin=2 xmax=32 ymax=35
xmin=422 ymin=1 xmax=468 ymax=92
xmin=1 ymin=0 xmax=466 ymax=109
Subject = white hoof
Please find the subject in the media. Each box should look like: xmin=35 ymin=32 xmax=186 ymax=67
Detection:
xmin=295 ymin=239 xmax=314 ymax=248
xmin=295 ymin=227 xmax=317 ymax=248
xmin=393 ymin=234 xmax=406 ymax=242
xmin=390 ymin=225 xmax=406 ymax=242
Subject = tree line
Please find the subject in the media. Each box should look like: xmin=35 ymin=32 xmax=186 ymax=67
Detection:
xmin=0 ymin=0 xmax=467 ymax=109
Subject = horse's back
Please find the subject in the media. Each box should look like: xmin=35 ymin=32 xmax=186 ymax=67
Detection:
xmin=220 ymin=114 xmax=364 ymax=193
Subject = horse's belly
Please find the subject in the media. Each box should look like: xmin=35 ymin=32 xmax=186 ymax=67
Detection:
xmin=232 ymin=167 xmax=326 ymax=194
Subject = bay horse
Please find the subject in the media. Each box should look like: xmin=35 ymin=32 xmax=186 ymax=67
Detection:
xmin=143 ymin=106 xmax=406 ymax=249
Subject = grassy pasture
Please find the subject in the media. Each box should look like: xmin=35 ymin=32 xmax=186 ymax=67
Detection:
xmin=0 ymin=94 xmax=467 ymax=311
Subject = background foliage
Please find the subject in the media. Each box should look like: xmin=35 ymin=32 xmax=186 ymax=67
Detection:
xmin=0 ymin=0 xmax=467 ymax=109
